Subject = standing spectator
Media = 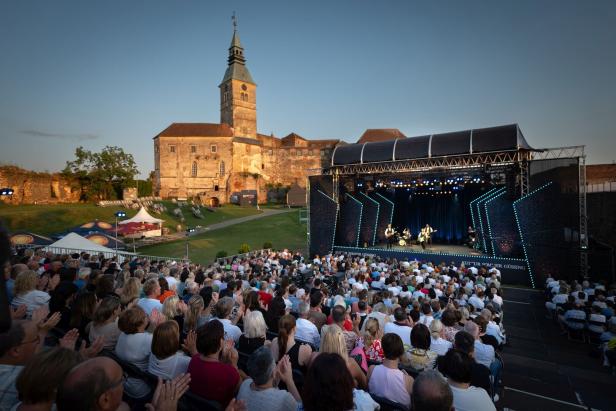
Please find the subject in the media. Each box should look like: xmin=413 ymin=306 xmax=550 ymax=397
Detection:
xmin=11 ymin=271 xmax=50 ymax=318
xmin=137 ymin=278 xmax=162 ymax=316
xmin=187 ymin=319 xmax=241 ymax=407
xmin=294 ymin=302 xmax=320 ymax=348
xmin=236 ymin=347 xmax=300 ymax=411
xmin=238 ymin=310 xmax=268 ymax=355
xmin=114 ymin=307 xmax=152 ymax=399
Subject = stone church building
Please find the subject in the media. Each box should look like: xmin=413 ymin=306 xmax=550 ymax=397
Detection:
xmin=153 ymin=27 xmax=340 ymax=205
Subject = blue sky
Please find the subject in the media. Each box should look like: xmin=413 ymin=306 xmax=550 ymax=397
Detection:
xmin=1 ymin=0 xmax=615 ymax=177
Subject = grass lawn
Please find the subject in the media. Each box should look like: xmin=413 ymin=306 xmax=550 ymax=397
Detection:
xmin=0 ymin=202 xmax=260 ymax=236
xmin=138 ymin=209 xmax=307 ymax=265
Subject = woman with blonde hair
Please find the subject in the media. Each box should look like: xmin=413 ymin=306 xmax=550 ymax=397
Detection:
xmin=184 ymin=295 xmax=206 ymax=332
xmin=120 ymin=277 xmax=141 ymax=307
xmin=238 ymin=310 xmax=268 ymax=354
xmin=316 ymin=325 xmax=367 ymax=389
xmin=11 ymin=270 xmax=50 ymax=318
xmin=362 ymin=317 xmax=384 ymax=362
xmin=428 ymin=319 xmax=452 ymax=356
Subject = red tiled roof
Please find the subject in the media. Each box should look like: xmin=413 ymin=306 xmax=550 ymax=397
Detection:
xmin=154 ymin=123 xmax=234 ymax=138
xmin=357 ymin=129 xmax=406 ymax=144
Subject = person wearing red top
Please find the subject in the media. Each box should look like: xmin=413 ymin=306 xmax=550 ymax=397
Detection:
xmin=187 ymin=319 xmax=241 ymax=407
xmin=157 ymin=278 xmax=176 ymax=303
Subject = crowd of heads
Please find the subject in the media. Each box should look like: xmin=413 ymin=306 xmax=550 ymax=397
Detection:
xmin=1 ymin=246 xmax=509 ymax=411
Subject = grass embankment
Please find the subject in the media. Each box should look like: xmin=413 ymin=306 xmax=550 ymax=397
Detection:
xmin=138 ymin=209 xmax=307 ymax=265
xmin=0 ymin=202 xmax=260 ymax=236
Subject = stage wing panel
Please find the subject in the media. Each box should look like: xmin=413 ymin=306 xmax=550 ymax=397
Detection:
xmin=362 ymin=140 xmax=397 ymax=163
xmin=309 ymin=182 xmax=338 ymax=257
xmin=431 ymin=130 xmax=472 ymax=157
xmin=370 ymin=192 xmax=394 ymax=244
xmin=357 ymin=193 xmax=379 ymax=246
xmin=486 ymin=195 xmax=522 ymax=258
xmin=395 ymin=135 xmax=430 ymax=160
xmin=336 ymin=195 xmax=363 ymax=247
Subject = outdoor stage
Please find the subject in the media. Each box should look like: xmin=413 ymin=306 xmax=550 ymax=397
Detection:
xmin=308 ymin=124 xmax=587 ymax=287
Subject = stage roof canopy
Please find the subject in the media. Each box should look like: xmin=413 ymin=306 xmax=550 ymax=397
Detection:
xmin=332 ymin=124 xmax=533 ymax=166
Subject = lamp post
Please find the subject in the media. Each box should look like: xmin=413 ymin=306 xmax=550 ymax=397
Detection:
xmin=114 ymin=211 xmax=126 ymax=257
xmin=185 ymin=228 xmax=195 ymax=262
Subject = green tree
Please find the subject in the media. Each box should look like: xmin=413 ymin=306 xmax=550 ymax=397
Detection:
xmin=63 ymin=146 xmax=139 ymax=201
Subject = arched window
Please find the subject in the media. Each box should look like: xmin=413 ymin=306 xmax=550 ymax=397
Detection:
xmin=219 ymin=161 xmax=225 ymax=176
xmin=191 ymin=162 xmax=197 ymax=177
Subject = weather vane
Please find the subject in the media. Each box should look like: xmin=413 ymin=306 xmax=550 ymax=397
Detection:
xmin=232 ymin=11 xmax=237 ymax=31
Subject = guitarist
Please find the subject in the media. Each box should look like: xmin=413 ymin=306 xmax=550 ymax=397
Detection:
xmin=385 ymin=224 xmax=395 ymax=249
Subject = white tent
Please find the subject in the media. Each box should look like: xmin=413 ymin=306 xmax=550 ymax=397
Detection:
xmin=119 ymin=206 xmax=164 ymax=225
xmin=45 ymin=232 xmax=116 ymax=254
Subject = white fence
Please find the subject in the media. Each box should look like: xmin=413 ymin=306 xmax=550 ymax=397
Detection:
xmin=587 ymin=182 xmax=616 ymax=193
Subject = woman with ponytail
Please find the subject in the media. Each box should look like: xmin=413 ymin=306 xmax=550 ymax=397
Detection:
xmin=184 ymin=295 xmax=206 ymax=333
xmin=270 ymin=314 xmax=312 ymax=374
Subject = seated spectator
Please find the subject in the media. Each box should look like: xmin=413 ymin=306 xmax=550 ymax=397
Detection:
xmin=308 ymin=291 xmax=327 ymax=332
xmin=13 ymin=347 xmax=82 ymax=411
xmin=563 ymin=303 xmax=587 ymax=332
xmin=464 ymin=321 xmax=494 ymax=370
xmin=474 ymin=316 xmax=499 ymax=351
xmin=468 ymin=289 xmax=485 ymax=311
xmin=429 ymin=320 xmax=453 ymax=356
xmin=157 ymin=277 xmax=175 ymax=303
xmin=479 ymin=309 xmax=504 ymax=346
xmin=184 ymin=295 xmax=207 ymax=333
xmin=294 ymin=302 xmax=320 ymax=348
xmin=407 ymin=323 xmax=438 ymax=371
xmin=362 ymin=317 xmax=384 ymax=362
xmin=161 ymin=295 xmax=185 ymax=331
xmin=322 ymin=305 xmax=359 ymax=353
xmin=442 ymin=330 xmax=491 ymax=394
xmin=411 ymin=369 xmax=454 ymax=411
xmin=418 ymin=302 xmax=435 ymax=327
xmin=237 ymin=347 xmax=300 ymax=411
xmin=56 ymin=357 xmax=129 ymax=411
xmin=317 ymin=326 xmax=367 ymax=389
xmin=89 ymin=295 xmax=122 ymax=350
xmin=441 ymin=310 xmax=459 ymax=343
xmin=11 ymin=270 xmax=50 ymax=318
xmin=213 ymin=297 xmax=242 ymax=343
xmin=303 ymin=353 xmax=378 ymax=411
xmin=69 ymin=292 xmax=97 ymax=338
xmin=266 ymin=285 xmax=288 ymax=333
xmin=271 ymin=315 xmax=312 ymax=374
xmin=48 ymin=281 xmax=79 ymax=332
xmin=119 ymin=277 xmax=140 ymax=308
xmin=384 ymin=307 xmax=412 ymax=347
xmin=114 ymin=306 xmax=152 ymax=399
xmin=588 ymin=305 xmax=607 ymax=336
xmin=148 ymin=320 xmax=192 ymax=380
xmin=137 ymin=278 xmax=163 ymax=316
xmin=187 ymin=319 xmax=241 ymax=407
xmin=441 ymin=349 xmax=495 ymax=411
xmin=368 ymin=333 xmax=413 ymax=409
xmin=238 ymin=310 xmax=268 ymax=354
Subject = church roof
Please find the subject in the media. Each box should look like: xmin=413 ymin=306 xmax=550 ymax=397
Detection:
xmin=220 ymin=29 xmax=255 ymax=85
xmin=282 ymin=133 xmax=306 ymax=141
xmin=154 ymin=123 xmax=234 ymax=138
xmin=357 ymin=129 xmax=407 ymax=143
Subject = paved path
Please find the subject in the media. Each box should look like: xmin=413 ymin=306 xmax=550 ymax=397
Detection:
xmin=498 ymin=287 xmax=614 ymax=410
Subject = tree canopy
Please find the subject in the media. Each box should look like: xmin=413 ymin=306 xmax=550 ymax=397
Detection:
xmin=63 ymin=146 xmax=139 ymax=201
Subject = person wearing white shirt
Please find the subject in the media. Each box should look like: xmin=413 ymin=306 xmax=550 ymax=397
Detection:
xmin=546 ymin=287 xmax=568 ymax=313
xmin=137 ymin=278 xmax=163 ymax=316
xmin=441 ymin=349 xmax=496 ymax=411
xmin=464 ymin=322 xmax=494 ymax=369
xmin=468 ymin=291 xmax=485 ymax=311
xmin=115 ymin=307 xmax=153 ymax=399
xmin=383 ymin=308 xmax=412 ymax=347
xmin=428 ymin=320 xmax=453 ymax=356
xmin=148 ymin=321 xmax=191 ymax=380
xmin=212 ymin=296 xmax=242 ymax=343
xmin=294 ymin=302 xmax=320 ymax=347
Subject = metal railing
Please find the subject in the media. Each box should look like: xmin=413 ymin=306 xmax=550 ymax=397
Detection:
xmin=587 ymin=181 xmax=616 ymax=193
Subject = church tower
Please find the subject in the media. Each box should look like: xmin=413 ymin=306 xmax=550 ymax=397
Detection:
xmin=219 ymin=17 xmax=257 ymax=139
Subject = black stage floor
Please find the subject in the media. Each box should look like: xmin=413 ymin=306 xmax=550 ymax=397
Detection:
xmin=376 ymin=243 xmax=484 ymax=256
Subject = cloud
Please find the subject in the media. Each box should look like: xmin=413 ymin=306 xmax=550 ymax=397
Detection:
xmin=19 ymin=129 xmax=99 ymax=141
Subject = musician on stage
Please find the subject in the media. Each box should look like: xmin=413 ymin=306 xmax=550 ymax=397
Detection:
xmin=467 ymin=226 xmax=477 ymax=248
xmin=402 ymin=227 xmax=411 ymax=243
xmin=385 ymin=224 xmax=395 ymax=249
xmin=418 ymin=227 xmax=427 ymax=250
xmin=424 ymin=224 xmax=435 ymax=245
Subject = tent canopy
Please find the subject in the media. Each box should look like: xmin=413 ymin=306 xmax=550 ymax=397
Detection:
xmin=10 ymin=232 xmax=53 ymax=247
xmin=45 ymin=232 xmax=116 ymax=253
xmin=119 ymin=206 xmax=164 ymax=225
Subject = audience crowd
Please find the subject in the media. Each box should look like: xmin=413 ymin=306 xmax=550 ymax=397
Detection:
xmin=544 ymin=276 xmax=616 ymax=368
xmin=1 ymin=246 xmax=510 ymax=411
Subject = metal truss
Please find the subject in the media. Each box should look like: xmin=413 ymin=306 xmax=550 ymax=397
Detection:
xmin=578 ymin=154 xmax=589 ymax=277
xmin=530 ymin=146 xmax=585 ymax=160
xmin=324 ymin=150 xmax=533 ymax=177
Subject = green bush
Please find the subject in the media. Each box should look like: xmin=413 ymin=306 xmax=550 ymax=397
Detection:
xmin=238 ymin=243 xmax=251 ymax=254
xmin=215 ymin=250 xmax=228 ymax=259
xmin=262 ymin=241 xmax=273 ymax=250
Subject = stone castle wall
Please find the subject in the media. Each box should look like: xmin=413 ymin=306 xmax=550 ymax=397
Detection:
xmin=0 ymin=166 xmax=80 ymax=205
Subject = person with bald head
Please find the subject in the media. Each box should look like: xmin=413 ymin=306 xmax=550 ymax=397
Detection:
xmin=411 ymin=369 xmax=454 ymax=411
xmin=463 ymin=321 xmax=494 ymax=369
xmin=56 ymin=357 xmax=128 ymax=411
